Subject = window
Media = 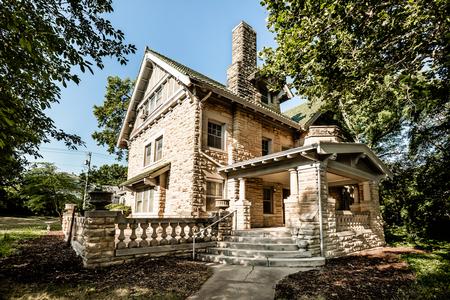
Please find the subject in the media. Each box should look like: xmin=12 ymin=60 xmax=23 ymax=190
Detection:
xmin=135 ymin=188 xmax=155 ymax=213
xmin=263 ymin=188 xmax=273 ymax=214
xmin=144 ymin=143 xmax=152 ymax=166
xmin=154 ymin=136 xmax=163 ymax=161
xmin=154 ymin=87 xmax=162 ymax=106
xmin=206 ymin=181 xmax=223 ymax=211
xmin=207 ymin=122 xmax=223 ymax=149
xmin=262 ymin=138 xmax=272 ymax=156
xmin=148 ymin=94 xmax=155 ymax=112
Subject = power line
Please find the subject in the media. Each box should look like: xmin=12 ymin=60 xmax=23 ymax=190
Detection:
xmin=39 ymin=146 xmax=118 ymax=158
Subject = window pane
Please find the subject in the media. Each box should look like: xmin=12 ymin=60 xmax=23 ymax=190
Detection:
xmin=263 ymin=188 xmax=273 ymax=214
xmin=142 ymin=190 xmax=149 ymax=212
xmin=145 ymin=143 xmax=152 ymax=165
xmin=206 ymin=181 xmax=223 ymax=211
xmin=148 ymin=189 xmax=154 ymax=213
xmin=207 ymin=122 xmax=223 ymax=149
xmin=136 ymin=192 xmax=143 ymax=212
xmin=155 ymin=136 xmax=163 ymax=161
xmin=262 ymin=139 xmax=271 ymax=156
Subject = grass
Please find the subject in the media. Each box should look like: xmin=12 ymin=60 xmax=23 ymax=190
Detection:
xmin=386 ymin=226 xmax=450 ymax=299
xmin=0 ymin=216 xmax=60 ymax=257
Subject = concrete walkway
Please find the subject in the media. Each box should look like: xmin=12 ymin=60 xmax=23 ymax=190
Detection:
xmin=188 ymin=263 xmax=312 ymax=300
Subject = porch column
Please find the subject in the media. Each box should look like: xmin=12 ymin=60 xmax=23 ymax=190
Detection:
xmin=235 ymin=177 xmax=251 ymax=230
xmin=289 ymin=168 xmax=298 ymax=196
xmin=284 ymin=169 xmax=300 ymax=228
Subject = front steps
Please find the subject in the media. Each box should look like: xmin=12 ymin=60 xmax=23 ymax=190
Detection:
xmin=198 ymin=228 xmax=325 ymax=267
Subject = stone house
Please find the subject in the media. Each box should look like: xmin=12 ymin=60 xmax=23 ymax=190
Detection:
xmin=116 ymin=21 xmax=392 ymax=262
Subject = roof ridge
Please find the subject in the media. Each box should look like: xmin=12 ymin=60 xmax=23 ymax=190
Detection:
xmin=146 ymin=47 xmax=227 ymax=88
xmin=145 ymin=47 xmax=301 ymax=127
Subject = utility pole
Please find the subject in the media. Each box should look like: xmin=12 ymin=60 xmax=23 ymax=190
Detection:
xmin=83 ymin=152 xmax=92 ymax=209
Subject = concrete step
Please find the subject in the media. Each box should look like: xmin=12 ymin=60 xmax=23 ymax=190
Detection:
xmin=233 ymin=228 xmax=292 ymax=238
xmin=217 ymin=241 xmax=299 ymax=251
xmin=198 ymin=253 xmax=325 ymax=267
xmin=223 ymin=236 xmax=296 ymax=244
xmin=207 ymin=247 xmax=312 ymax=258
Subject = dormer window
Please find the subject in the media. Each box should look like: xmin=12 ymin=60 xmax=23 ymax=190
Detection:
xmin=261 ymin=91 xmax=272 ymax=105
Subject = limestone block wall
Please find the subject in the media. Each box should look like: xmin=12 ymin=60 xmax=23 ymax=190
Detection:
xmin=296 ymin=163 xmax=329 ymax=257
xmin=127 ymin=95 xmax=198 ymax=217
xmin=202 ymin=100 xmax=296 ymax=166
xmin=324 ymin=180 xmax=386 ymax=258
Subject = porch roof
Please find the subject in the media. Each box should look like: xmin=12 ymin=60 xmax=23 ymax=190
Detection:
xmin=218 ymin=142 xmax=393 ymax=180
xmin=120 ymin=160 xmax=170 ymax=187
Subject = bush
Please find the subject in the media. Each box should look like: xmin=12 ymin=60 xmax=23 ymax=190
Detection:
xmin=105 ymin=203 xmax=131 ymax=216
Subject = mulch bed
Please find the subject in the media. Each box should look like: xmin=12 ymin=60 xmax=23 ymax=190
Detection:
xmin=275 ymin=247 xmax=421 ymax=300
xmin=0 ymin=232 xmax=211 ymax=299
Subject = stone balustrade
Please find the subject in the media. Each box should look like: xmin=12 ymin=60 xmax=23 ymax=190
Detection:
xmin=115 ymin=215 xmax=218 ymax=251
xmin=335 ymin=211 xmax=369 ymax=232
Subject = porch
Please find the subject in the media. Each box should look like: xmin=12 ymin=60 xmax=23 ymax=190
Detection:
xmin=219 ymin=141 xmax=391 ymax=257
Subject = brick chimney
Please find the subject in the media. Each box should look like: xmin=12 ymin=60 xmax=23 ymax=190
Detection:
xmin=227 ymin=21 xmax=257 ymax=100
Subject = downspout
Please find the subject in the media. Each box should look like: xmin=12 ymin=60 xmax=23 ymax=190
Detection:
xmin=316 ymin=161 xmax=324 ymax=257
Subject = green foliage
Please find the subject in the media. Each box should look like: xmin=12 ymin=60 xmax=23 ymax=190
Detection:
xmin=105 ymin=203 xmax=131 ymax=216
xmin=92 ymin=76 xmax=134 ymax=161
xmin=260 ymin=0 xmax=448 ymax=152
xmin=21 ymin=163 xmax=81 ymax=217
xmin=402 ymin=248 xmax=450 ymax=299
xmin=80 ymin=163 xmax=127 ymax=188
xmin=261 ymin=0 xmax=450 ymax=240
xmin=0 ymin=0 xmax=136 ymax=186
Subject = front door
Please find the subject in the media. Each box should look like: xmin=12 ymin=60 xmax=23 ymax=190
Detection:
xmin=282 ymin=188 xmax=290 ymax=225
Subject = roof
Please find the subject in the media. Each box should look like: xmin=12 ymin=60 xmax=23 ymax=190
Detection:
xmin=219 ymin=142 xmax=393 ymax=179
xmin=145 ymin=48 xmax=301 ymax=127
xmin=120 ymin=161 xmax=170 ymax=187
xmin=283 ymin=101 xmax=323 ymax=127
xmin=117 ymin=48 xmax=304 ymax=148
xmin=146 ymin=48 xmax=228 ymax=94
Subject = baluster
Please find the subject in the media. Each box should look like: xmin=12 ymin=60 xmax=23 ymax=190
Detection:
xmin=150 ymin=222 xmax=159 ymax=246
xmin=187 ymin=222 xmax=194 ymax=243
xmin=160 ymin=221 xmax=169 ymax=245
xmin=170 ymin=222 xmax=178 ymax=245
xmin=179 ymin=223 xmax=187 ymax=243
xmin=116 ymin=221 xmax=127 ymax=249
xmin=139 ymin=221 xmax=149 ymax=247
xmin=197 ymin=223 xmax=204 ymax=242
xmin=128 ymin=221 xmax=138 ymax=248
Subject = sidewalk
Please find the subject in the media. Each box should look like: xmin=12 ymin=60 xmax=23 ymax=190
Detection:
xmin=188 ymin=264 xmax=312 ymax=300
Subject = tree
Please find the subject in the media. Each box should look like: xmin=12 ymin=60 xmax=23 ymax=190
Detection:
xmin=80 ymin=163 xmax=127 ymax=188
xmin=21 ymin=163 xmax=81 ymax=217
xmin=92 ymin=76 xmax=134 ymax=160
xmin=260 ymin=0 xmax=449 ymax=239
xmin=0 ymin=0 xmax=136 ymax=186
xmin=260 ymin=0 xmax=448 ymax=153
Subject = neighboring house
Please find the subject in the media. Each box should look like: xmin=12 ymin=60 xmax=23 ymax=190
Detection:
xmin=117 ymin=21 xmax=392 ymax=260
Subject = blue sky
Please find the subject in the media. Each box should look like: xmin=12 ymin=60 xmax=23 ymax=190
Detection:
xmin=31 ymin=0 xmax=301 ymax=174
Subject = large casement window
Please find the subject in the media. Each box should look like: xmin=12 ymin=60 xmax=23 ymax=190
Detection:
xmin=135 ymin=188 xmax=155 ymax=213
xmin=206 ymin=181 xmax=223 ymax=211
xmin=263 ymin=188 xmax=273 ymax=214
xmin=154 ymin=136 xmax=163 ymax=161
xmin=262 ymin=138 xmax=272 ymax=156
xmin=207 ymin=121 xmax=224 ymax=149
xmin=144 ymin=143 xmax=152 ymax=166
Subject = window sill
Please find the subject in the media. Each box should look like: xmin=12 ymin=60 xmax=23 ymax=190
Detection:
xmin=205 ymin=146 xmax=227 ymax=154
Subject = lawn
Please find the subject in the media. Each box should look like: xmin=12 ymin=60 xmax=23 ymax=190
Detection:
xmin=0 ymin=216 xmax=61 ymax=257
xmin=275 ymin=227 xmax=450 ymax=299
xmin=0 ymin=216 xmax=211 ymax=299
